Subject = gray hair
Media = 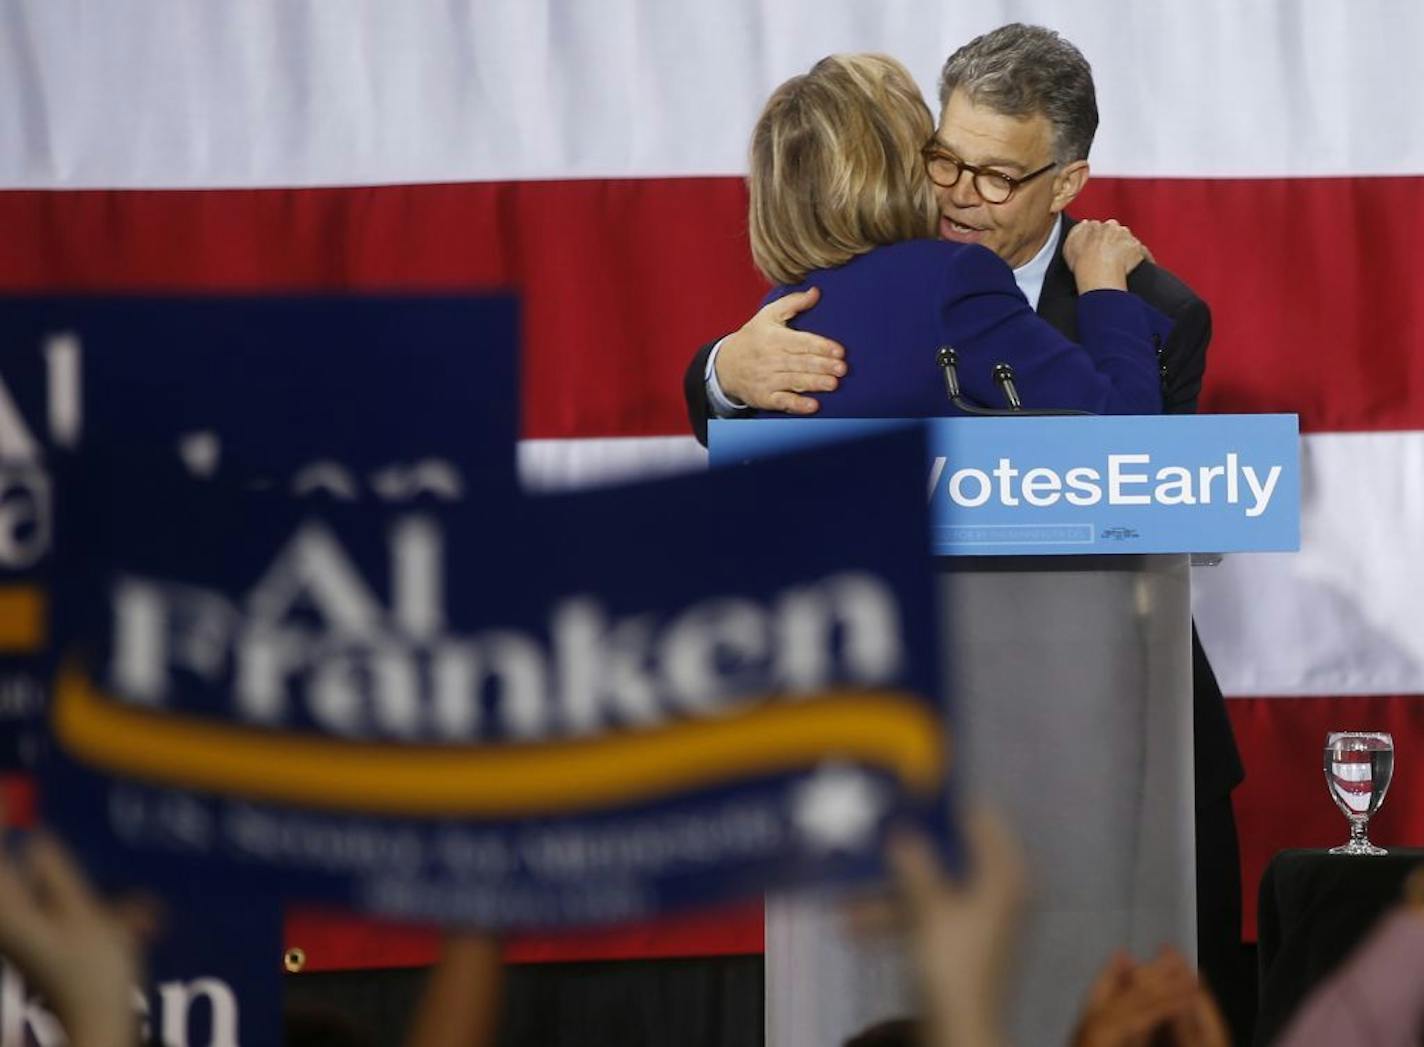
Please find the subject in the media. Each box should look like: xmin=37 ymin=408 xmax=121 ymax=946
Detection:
xmin=937 ymin=24 xmax=1098 ymax=164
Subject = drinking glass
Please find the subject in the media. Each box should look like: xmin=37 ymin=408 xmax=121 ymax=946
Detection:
xmin=1323 ymin=731 xmax=1394 ymax=855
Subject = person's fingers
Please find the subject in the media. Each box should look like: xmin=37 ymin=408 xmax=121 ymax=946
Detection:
xmin=1076 ymin=1004 xmax=1161 ymax=1047
xmin=774 ymin=344 xmax=847 ymax=373
xmin=1129 ymin=950 xmax=1195 ymax=1001
xmin=758 ymin=345 xmax=843 ymax=377
xmin=0 ymin=848 xmax=46 ymax=949
xmin=780 ymin=333 xmax=846 ymax=363
xmin=765 ymin=391 xmax=820 ymax=415
xmin=1081 ymin=951 xmax=1135 ymax=1013
xmin=111 ymin=894 xmax=165 ymax=945
xmin=764 ymin=286 xmax=821 ymax=324
xmin=771 ymin=372 xmax=839 ymax=395
xmin=841 ymin=894 xmax=907 ymax=939
xmin=1405 ymin=864 xmax=1424 ymax=909
xmin=1074 ymin=950 xmax=1197 ymax=1047
xmin=1106 ymin=987 xmax=1195 ymax=1043
xmin=963 ymin=807 xmax=1027 ymax=905
xmin=1171 ymin=986 xmax=1231 ymax=1047
xmin=885 ymin=828 xmax=944 ymax=911
xmin=23 ymin=833 xmax=97 ymax=919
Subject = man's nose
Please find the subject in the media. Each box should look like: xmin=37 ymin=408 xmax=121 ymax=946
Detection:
xmin=946 ymin=168 xmax=983 ymax=208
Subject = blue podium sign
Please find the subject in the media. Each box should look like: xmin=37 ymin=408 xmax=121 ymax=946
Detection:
xmin=710 ymin=415 xmax=1300 ymax=556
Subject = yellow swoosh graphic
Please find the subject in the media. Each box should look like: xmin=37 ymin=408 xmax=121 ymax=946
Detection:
xmin=0 ymin=586 xmax=46 ymax=652
xmin=52 ymin=667 xmax=946 ymax=817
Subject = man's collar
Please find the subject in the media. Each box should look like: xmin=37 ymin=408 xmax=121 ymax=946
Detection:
xmin=1011 ymin=214 xmax=1063 ymax=311
xmin=1036 ymin=213 xmax=1079 ymax=337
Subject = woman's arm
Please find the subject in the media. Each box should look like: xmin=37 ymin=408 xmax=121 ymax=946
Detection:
xmin=939 ymin=242 xmax=1165 ymax=416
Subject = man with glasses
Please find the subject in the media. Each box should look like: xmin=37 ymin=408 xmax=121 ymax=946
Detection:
xmin=683 ymin=23 xmax=1210 ymax=433
xmin=681 ymin=21 xmax=1245 ymax=1034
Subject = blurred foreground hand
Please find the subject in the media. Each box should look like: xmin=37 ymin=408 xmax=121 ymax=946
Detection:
xmin=883 ymin=807 xmax=1028 ymax=1047
xmin=0 ymin=827 xmax=152 ymax=1047
xmin=1070 ymin=947 xmax=1229 ymax=1047
xmin=402 ymin=933 xmax=503 ymax=1047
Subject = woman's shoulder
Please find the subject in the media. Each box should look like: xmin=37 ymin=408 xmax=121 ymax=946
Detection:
xmin=761 ymin=239 xmax=1014 ymax=306
xmin=854 ymin=238 xmax=980 ymax=269
xmin=763 ymin=240 xmax=979 ymax=291
xmin=847 ymin=240 xmax=1016 ymax=289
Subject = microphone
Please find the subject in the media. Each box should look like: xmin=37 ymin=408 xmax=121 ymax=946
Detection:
xmin=992 ymin=363 xmax=1023 ymax=411
xmin=936 ymin=345 xmax=963 ymax=400
xmin=937 ymin=346 xmax=1014 ymax=416
xmin=936 ymin=346 xmax=1093 ymax=417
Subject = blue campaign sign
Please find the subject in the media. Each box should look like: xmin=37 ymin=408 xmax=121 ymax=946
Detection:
xmin=0 ymin=881 xmax=282 ymax=1047
xmin=0 ymin=294 xmax=519 ymax=487
xmin=42 ymin=428 xmax=953 ymax=930
xmin=142 ymin=900 xmax=283 ymax=1047
xmin=0 ymin=294 xmax=520 ymax=770
xmin=710 ymin=415 xmax=1301 ymax=556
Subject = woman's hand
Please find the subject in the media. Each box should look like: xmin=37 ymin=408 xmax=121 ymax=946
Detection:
xmin=1063 ymin=219 xmax=1153 ymax=292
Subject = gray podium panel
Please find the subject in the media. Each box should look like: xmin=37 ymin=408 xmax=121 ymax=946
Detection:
xmin=766 ymin=555 xmax=1196 ymax=1047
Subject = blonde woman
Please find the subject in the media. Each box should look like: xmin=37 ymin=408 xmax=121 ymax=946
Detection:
xmin=744 ymin=54 xmax=1165 ymax=417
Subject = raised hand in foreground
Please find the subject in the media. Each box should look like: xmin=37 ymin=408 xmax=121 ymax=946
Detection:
xmin=1070 ymin=947 xmax=1230 ymax=1047
xmin=886 ymin=807 xmax=1028 ymax=1047
xmin=0 ymin=828 xmax=152 ymax=1047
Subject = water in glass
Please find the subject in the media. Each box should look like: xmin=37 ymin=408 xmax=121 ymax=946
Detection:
xmin=1324 ymin=731 xmax=1394 ymax=855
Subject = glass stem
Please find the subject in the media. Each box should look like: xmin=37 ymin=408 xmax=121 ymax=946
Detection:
xmin=1351 ymin=818 xmax=1369 ymax=845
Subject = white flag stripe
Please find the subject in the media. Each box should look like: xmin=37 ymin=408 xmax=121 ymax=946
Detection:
xmin=3 ymin=0 xmax=1423 ymax=189
xmin=1195 ymin=430 xmax=1424 ymax=697
xmin=517 ymin=435 xmax=706 ymax=493
xmin=519 ymin=430 xmax=1424 ymax=697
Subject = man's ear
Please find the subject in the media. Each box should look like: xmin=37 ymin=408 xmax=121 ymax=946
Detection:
xmin=1049 ymin=160 xmax=1090 ymax=214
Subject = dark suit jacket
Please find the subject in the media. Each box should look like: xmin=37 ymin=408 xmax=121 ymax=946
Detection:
xmin=1039 ymin=218 xmax=1243 ymax=804
xmin=680 ymin=216 xmax=1243 ymax=804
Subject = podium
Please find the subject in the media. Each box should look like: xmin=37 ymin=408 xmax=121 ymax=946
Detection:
xmin=711 ymin=415 xmax=1300 ymax=1047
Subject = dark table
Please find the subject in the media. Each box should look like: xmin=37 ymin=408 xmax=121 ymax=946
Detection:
xmin=1255 ymin=847 xmax=1424 ymax=1045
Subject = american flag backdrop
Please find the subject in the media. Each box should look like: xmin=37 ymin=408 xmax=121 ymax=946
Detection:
xmin=3 ymin=0 xmax=1423 ymax=958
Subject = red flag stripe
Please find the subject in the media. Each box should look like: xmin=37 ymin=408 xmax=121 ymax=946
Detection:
xmin=3 ymin=175 xmax=1423 ymax=438
xmin=283 ymin=901 xmax=764 ymax=972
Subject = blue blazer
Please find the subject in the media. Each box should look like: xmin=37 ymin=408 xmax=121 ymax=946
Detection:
xmin=756 ymin=239 xmax=1170 ymax=417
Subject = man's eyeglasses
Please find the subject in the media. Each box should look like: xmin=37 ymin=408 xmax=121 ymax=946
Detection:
xmin=921 ymin=141 xmax=1057 ymax=204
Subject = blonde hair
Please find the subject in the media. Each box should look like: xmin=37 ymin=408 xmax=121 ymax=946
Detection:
xmin=749 ymin=53 xmax=938 ymax=286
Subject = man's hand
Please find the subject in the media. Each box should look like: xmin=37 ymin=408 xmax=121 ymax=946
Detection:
xmin=715 ymin=287 xmax=847 ymax=413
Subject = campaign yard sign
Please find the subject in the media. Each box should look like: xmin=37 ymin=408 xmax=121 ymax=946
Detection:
xmin=0 ymin=295 xmax=519 ymax=770
xmin=710 ymin=415 xmax=1301 ymax=556
xmin=43 ymin=428 xmax=952 ymax=929
xmin=0 ymin=893 xmax=283 ymax=1047
xmin=0 ymin=295 xmax=519 ymax=487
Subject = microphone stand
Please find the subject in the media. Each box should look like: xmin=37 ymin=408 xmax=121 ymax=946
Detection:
xmin=936 ymin=346 xmax=1093 ymax=417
